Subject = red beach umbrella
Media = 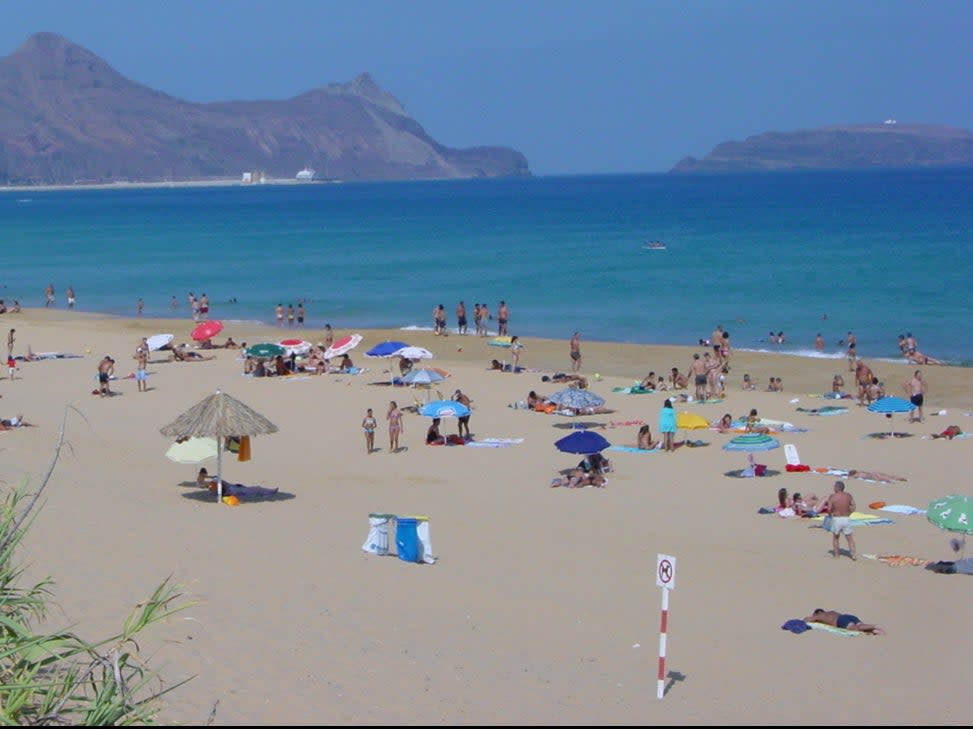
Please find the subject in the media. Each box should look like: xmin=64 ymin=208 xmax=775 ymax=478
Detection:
xmin=191 ymin=320 xmax=224 ymax=341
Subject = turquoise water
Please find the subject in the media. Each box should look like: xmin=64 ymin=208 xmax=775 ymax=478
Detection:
xmin=2 ymin=169 xmax=971 ymax=363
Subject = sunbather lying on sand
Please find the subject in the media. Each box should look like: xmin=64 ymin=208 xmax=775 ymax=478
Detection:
xmin=172 ymin=346 xmax=215 ymax=362
xmin=0 ymin=414 xmax=34 ymax=429
xmin=550 ymin=468 xmax=606 ymax=488
xmin=846 ymin=469 xmax=907 ymax=483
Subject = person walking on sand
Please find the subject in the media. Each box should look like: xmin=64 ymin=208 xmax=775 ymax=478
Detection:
xmin=387 ymin=401 xmax=403 ymax=452
xmin=135 ymin=344 xmax=149 ymax=393
xmin=904 ymin=369 xmax=928 ymax=422
xmin=846 ymin=331 xmax=857 ymax=371
xmin=362 ymin=408 xmax=377 ymax=454
xmin=823 ymin=480 xmax=856 ymax=560
xmin=6 ymin=328 xmax=14 ymax=360
xmin=570 ymin=331 xmax=582 ymax=372
xmin=659 ymin=398 xmax=677 ymax=452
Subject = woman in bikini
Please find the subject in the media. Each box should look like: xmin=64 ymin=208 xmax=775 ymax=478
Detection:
xmin=362 ymin=408 xmax=377 ymax=454
xmin=387 ymin=401 xmax=403 ymax=453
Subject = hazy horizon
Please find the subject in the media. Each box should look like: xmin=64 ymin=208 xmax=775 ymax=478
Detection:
xmin=2 ymin=1 xmax=972 ymax=176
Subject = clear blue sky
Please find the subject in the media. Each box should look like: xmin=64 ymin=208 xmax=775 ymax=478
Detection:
xmin=3 ymin=0 xmax=971 ymax=175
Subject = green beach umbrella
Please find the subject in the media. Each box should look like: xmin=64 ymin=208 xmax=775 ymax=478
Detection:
xmin=927 ymin=495 xmax=973 ymax=534
xmin=246 ymin=342 xmax=286 ymax=359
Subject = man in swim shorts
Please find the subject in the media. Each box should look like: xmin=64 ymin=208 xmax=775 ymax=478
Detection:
xmin=569 ymin=331 xmax=582 ymax=372
xmin=904 ymin=369 xmax=927 ymax=422
xmin=822 ymin=480 xmax=856 ymax=560
xmin=690 ymin=353 xmax=708 ymax=401
xmin=135 ymin=346 xmax=149 ymax=393
xmin=803 ymin=609 xmax=885 ymax=635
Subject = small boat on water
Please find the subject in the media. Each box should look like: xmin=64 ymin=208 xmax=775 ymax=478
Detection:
xmin=642 ymin=240 xmax=667 ymax=250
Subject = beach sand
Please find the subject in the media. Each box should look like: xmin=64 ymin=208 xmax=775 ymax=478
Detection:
xmin=2 ymin=309 xmax=971 ymax=725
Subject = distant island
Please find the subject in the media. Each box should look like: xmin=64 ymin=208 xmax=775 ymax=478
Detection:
xmin=0 ymin=33 xmax=529 ymax=186
xmin=671 ymin=122 xmax=973 ymax=172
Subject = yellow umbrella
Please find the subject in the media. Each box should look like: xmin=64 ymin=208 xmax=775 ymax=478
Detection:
xmin=676 ymin=412 xmax=709 ymax=430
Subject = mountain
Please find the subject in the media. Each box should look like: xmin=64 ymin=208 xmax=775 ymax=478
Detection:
xmin=671 ymin=122 xmax=973 ymax=173
xmin=0 ymin=32 xmax=529 ymax=185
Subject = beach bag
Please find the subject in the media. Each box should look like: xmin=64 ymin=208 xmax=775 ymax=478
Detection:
xmin=362 ymin=513 xmax=393 ymax=556
xmin=755 ymin=463 xmax=767 ymax=477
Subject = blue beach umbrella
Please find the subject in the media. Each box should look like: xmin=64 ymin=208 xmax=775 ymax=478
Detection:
xmin=419 ymin=400 xmax=470 ymax=419
xmin=867 ymin=396 xmax=915 ymax=437
xmin=402 ymin=368 xmax=446 ymax=386
xmin=554 ymin=429 xmax=611 ymax=455
xmin=723 ymin=433 xmax=781 ymax=452
xmin=365 ymin=341 xmax=410 ymax=358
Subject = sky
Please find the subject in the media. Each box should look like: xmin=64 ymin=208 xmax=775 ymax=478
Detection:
xmin=2 ymin=0 xmax=972 ymax=175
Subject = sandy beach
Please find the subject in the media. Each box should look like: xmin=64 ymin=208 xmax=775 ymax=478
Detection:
xmin=2 ymin=308 xmax=971 ymax=725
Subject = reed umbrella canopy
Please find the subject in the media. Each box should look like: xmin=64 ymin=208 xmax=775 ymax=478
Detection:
xmin=160 ymin=390 xmax=278 ymax=502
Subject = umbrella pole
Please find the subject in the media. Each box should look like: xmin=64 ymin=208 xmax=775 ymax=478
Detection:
xmin=216 ymin=437 xmax=223 ymax=503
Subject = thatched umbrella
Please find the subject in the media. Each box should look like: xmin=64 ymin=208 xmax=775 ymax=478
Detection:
xmin=160 ymin=389 xmax=278 ymax=502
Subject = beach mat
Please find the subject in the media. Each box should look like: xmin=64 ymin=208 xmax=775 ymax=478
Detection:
xmin=608 ymin=445 xmax=661 ymax=453
xmin=807 ymin=622 xmax=866 ymax=637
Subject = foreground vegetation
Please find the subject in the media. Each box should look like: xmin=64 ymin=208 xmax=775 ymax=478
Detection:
xmin=0 ymin=415 xmax=193 ymax=724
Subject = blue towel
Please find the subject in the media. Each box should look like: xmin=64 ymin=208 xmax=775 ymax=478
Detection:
xmin=781 ymin=619 xmax=811 ymax=634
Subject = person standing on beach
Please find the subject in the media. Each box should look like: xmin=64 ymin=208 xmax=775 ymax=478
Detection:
xmin=904 ymin=369 xmax=928 ymax=422
xmin=97 ymin=356 xmax=115 ymax=397
xmin=199 ymin=293 xmax=209 ymax=320
xmin=659 ymin=398 xmax=677 ymax=452
xmin=6 ymin=328 xmax=14 ymax=359
xmin=286 ymin=303 xmax=295 ymax=328
xmin=66 ymin=286 xmax=75 ymax=309
xmin=823 ymin=480 xmax=856 ymax=560
xmin=480 ymin=303 xmax=492 ymax=336
xmin=815 ymin=333 xmax=824 ymax=351
xmin=456 ymin=301 xmax=467 ymax=335
xmin=275 ymin=303 xmax=284 ymax=327
xmin=473 ymin=303 xmax=483 ymax=337
xmin=497 ymin=301 xmax=509 ymax=336
xmin=44 ymin=283 xmax=55 ymax=308
xmin=135 ymin=345 xmax=149 ymax=393
xmin=362 ymin=408 xmax=377 ymax=454
xmin=570 ymin=331 xmax=582 ymax=372
xmin=454 ymin=388 xmax=472 ymax=439
xmin=296 ymin=302 xmax=305 ymax=328
xmin=690 ymin=353 xmax=707 ymax=401
xmin=323 ymin=324 xmax=334 ymax=351
xmin=846 ymin=331 xmax=857 ymax=371
xmin=509 ymin=336 xmax=523 ymax=371
xmin=387 ymin=401 xmax=403 ymax=452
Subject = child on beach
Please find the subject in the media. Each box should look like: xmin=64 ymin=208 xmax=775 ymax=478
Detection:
xmin=362 ymin=408 xmax=377 ymax=454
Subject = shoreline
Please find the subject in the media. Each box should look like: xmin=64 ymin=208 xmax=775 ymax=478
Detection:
xmin=10 ymin=307 xmax=973 ymax=410
xmin=0 ymin=177 xmax=341 ymax=194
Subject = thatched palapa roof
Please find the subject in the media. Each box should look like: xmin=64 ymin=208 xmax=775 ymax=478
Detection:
xmin=160 ymin=390 xmax=278 ymax=440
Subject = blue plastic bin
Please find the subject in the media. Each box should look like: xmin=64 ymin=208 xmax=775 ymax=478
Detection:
xmin=395 ymin=517 xmax=420 ymax=562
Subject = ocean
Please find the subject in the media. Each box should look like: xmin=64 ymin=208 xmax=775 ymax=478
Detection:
xmin=2 ymin=169 xmax=971 ymax=364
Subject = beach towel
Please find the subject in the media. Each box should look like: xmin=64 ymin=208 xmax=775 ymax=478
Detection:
xmin=862 ymin=554 xmax=930 ymax=567
xmin=810 ymin=512 xmax=895 ymax=527
xmin=465 ymin=438 xmax=524 ymax=448
xmin=875 ymin=504 xmax=926 ymax=515
xmin=612 ymin=386 xmax=654 ymax=394
xmin=807 ymin=622 xmax=865 ymax=637
xmin=608 ymin=445 xmax=661 ymax=453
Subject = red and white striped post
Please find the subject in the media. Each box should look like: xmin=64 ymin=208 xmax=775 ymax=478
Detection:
xmin=655 ymin=553 xmax=676 ymax=700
